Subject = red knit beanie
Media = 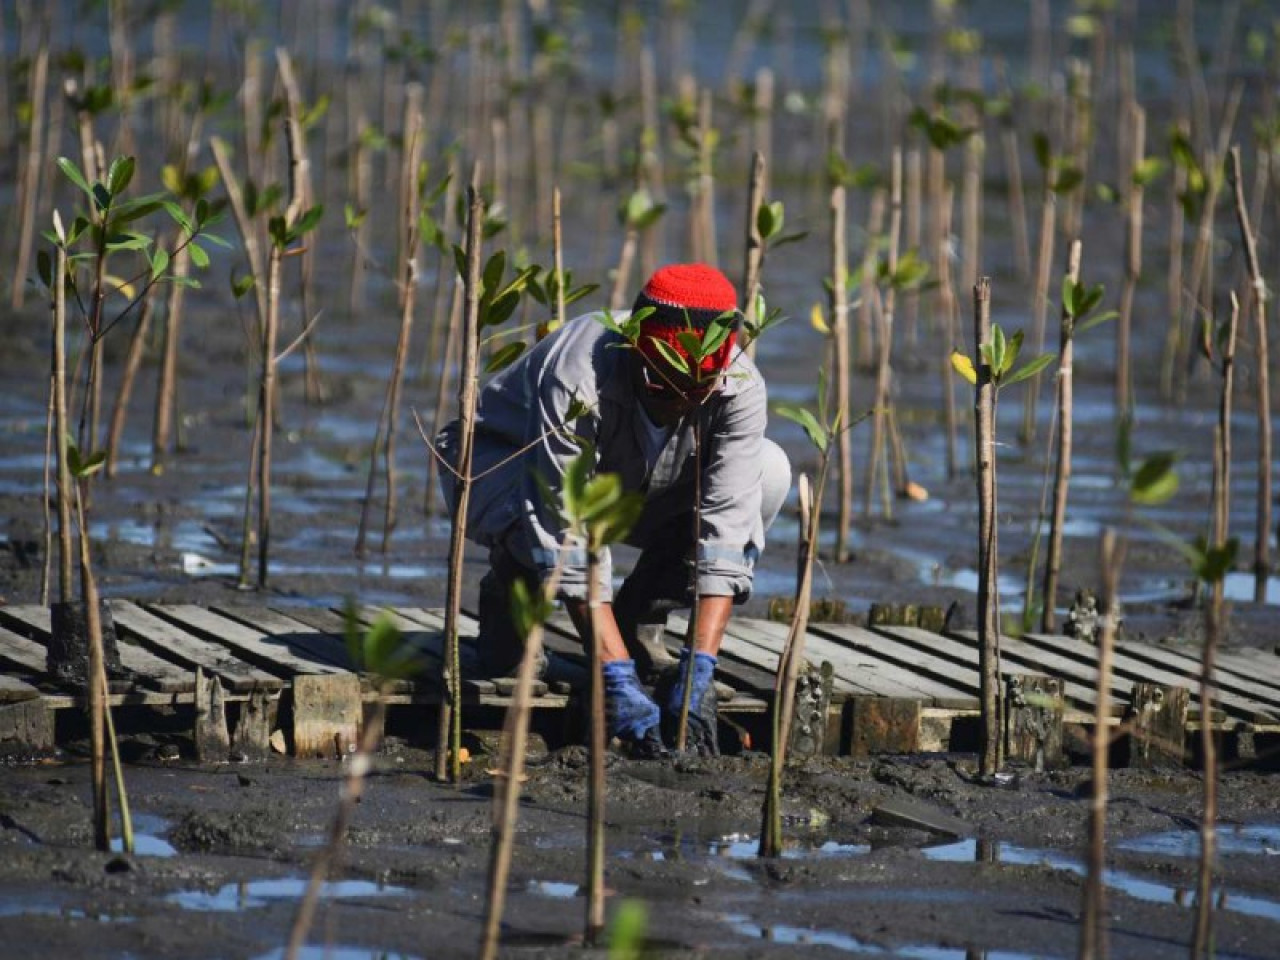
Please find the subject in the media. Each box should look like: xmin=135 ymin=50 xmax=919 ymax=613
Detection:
xmin=633 ymin=263 xmax=739 ymax=375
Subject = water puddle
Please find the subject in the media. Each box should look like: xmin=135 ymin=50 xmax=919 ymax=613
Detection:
xmin=109 ymin=814 xmax=177 ymax=857
xmin=1118 ymin=823 xmax=1280 ymax=858
xmin=627 ymin=830 xmax=867 ymax=863
xmin=254 ymin=949 xmax=424 ymax=960
xmin=527 ymin=880 xmax=579 ymax=899
xmin=923 ymin=839 xmax=1280 ymax=922
xmin=0 ymin=894 xmax=135 ymax=923
xmin=724 ymin=913 xmax=1036 ymax=958
xmin=168 ymin=878 xmax=411 ymax=912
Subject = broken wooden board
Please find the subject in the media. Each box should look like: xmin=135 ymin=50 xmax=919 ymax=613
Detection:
xmin=1108 ymin=638 xmax=1280 ymax=715
xmin=266 ymin=605 xmax=413 ymax=695
xmin=871 ymin=796 xmax=970 ymax=838
xmin=847 ymin=697 xmax=922 ymax=756
xmin=211 ymin=605 xmax=357 ymax=670
xmin=0 ymin=672 xmax=41 ymax=703
xmin=0 ymin=697 xmax=53 ymax=753
xmin=1127 ymin=682 xmax=1189 ymax=768
xmin=151 ymin=605 xmax=363 ymax=757
xmin=349 ymin=606 xmax=502 ymax=697
xmin=110 ymin=600 xmax=279 ymax=693
xmin=293 ymin=673 xmax=362 ymax=758
xmin=1 ymin=603 xmax=193 ymax=693
xmin=194 ymin=667 xmax=231 ymax=763
xmin=1004 ymin=673 xmax=1064 ymax=770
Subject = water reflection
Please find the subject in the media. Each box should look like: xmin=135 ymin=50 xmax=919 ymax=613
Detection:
xmin=922 ymin=838 xmax=1280 ymax=922
xmin=168 ymin=878 xmax=411 ymax=912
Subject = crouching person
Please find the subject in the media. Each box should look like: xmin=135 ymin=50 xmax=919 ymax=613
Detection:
xmin=436 ymin=263 xmax=790 ymax=756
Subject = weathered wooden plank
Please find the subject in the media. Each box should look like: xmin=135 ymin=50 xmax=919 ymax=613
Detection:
xmin=4 ymin=603 xmax=193 ymax=693
xmin=871 ymin=796 xmax=969 ymax=837
xmin=1022 ymin=632 xmax=1277 ymax=725
xmin=293 ymin=673 xmax=363 ymax=758
xmin=0 ymin=623 xmax=49 ymax=676
xmin=1127 ymin=683 xmax=1189 ymax=768
xmin=805 ymin=622 xmax=983 ymax=710
xmin=847 ymin=697 xmax=921 ymax=755
xmin=212 ymin=605 xmax=356 ymax=669
xmin=230 ymin=689 xmax=274 ymax=761
xmin=261 ymin=605 xmax=414 ymax=693
xmin=0 ymin=698 xmax=53 ymax=752
xmin=148 ymin=604 xmax=348 ymax=678
xmin=702 ymin=616 xmax=964 ymax=705
xmin=0 ymin=673 xmax=42 ymax=703
xmin=1107 ymin=638 xmax=1280 ymax=713
xmin=110 ymin=600 xmax=279 ymax=693
xmin=346 ymin=606 xmax=499 ymax=697
xmin=876 ymin=624 xmax=1114 ymax=719
xmin=720 ymin=618 xmax=888 ymax=698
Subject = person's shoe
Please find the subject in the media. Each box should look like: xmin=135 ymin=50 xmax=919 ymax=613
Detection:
xmin=474 ymin=570 xmax=548 ymax=681
xmin=603 ymin=659 xmax=661 ymax=746
xmin=659 ymin=649 xmax=719 ymax=756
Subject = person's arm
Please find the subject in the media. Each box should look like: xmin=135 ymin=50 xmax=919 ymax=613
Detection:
xmin=565 ymin=594 xmax=732 ymax=661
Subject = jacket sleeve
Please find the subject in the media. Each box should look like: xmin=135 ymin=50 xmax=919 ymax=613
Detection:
xmin=695 ymin=373 xmax=768 ymax=599
xmin=514 ymin=370 xmax=611 ymax=602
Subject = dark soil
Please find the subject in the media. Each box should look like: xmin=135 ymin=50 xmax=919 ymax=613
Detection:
xmin=2 ymin=739 xmax=1280 ymax=959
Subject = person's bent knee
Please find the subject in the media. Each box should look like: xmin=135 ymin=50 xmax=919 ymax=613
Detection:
xmin=760 ymin=439 xmax=791 ymax=532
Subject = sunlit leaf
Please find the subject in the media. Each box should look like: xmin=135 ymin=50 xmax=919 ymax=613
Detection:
xmin=649 ymin=337 xmax=691 ymax=376
xmin=56 ymin=157 xmax=93 ymax=198
xmin=950 ymin=350 xmax=978 ymax=385
xmin=774 ymin=404 xmax=828 ymax=453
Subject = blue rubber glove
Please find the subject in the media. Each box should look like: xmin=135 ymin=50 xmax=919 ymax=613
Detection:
xmin=664 ymin=650 xmax=719 ymax=755
xmin=603 ymin=659 xmax=661 ymax=743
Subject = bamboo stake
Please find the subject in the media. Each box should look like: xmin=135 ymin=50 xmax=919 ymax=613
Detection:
xmin=584 ymin=545 xmax=606 ymax=944
xmin=478 ymin=567 xmax=559 ymax=960
xmin=997 ymin=64 xmax=1031 ymax=284
xmin=866 ymin=150 xmax=901 ymax=519
xmin=856 ymin=189 xmax=886 ymax=371
xmin=152 ymin=246 xmax=191 ymax=459
xmin=357 ymin=84 xmax=425 ymax=555
xmin=903 ymin=146 xmax=922 ymax=345
xmin=1216 ymin=294 xmax=1239 ymax=549
xmin=438 ymin=183 xmax=483 ymax=783
xmin=1021 ymin=140 xmax=1059 ymax=447
xmin=1227 ymin=146 xmax=1273 ymax=602
xmin=1161 ymin=119 xmax=1189 ymax=402
xmin=52 ymin=243 xmax=73 ymax=603
xmin=1042 ymin=240 xmax=1083 ymax=634
xmin=741 ymin=151 xmax=765 ymax=360
xmin=552 ymin=187 xmax=566 ymax=332
xmin=76 ymin=480 xmax=109 ymax=851
xmin=830 ymin=183 xmax=854 ymax=563
xmin=1115 ymin=102 xmax=1145 ymax=426
xmin=1079 ymin=529 xmax=1120 ymax=960
xmin=11 ymin=44 xmax=48 ymax=311
xmin=105 ymin=287 xmax=154 ymax=477
xmin=937 ymin=185 xmax=959 ymax=479
xmin=973 ymin=277 xmax=1002 ymax=777
xmin=425 ymin=275 xmax=464 ymax=518
xmin=696 ymin=87 xmax=717 ymax=267
xmin=761 ymin=471 xmax=821 ymax=858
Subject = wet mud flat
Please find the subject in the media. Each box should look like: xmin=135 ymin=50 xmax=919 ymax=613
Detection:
xmin=2 ymin=738 xmax=1280 ymax=960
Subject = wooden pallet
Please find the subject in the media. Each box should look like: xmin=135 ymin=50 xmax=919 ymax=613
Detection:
xmin=3 ymin=601 xmax=1278 ymax=763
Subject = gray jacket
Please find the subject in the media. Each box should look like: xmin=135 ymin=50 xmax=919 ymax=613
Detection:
xmin=437 ymin=311 xmax=769 ymax=601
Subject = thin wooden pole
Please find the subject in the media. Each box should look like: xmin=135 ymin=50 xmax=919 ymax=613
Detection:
xmin=1042 ymin=240 xmax=1083 ymax=633
xmin=741 ymin=151 xmax=765 ymax=360
xmin=1227 ymin=146 xmax=1273 ymax=602
xmin=438 ymin=182 xmax=484 ymax=783
xmin=973 ymin=277 xmax=1001 ymax=777
xmin=1116 ymin=102 xmax=1145 ymax=426
xmin=830 ymin=183 xmax=854 ymax=563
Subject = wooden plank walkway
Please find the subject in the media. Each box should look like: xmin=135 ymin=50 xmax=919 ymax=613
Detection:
xmin=3 ymin=600 xmax=1279 ymax=758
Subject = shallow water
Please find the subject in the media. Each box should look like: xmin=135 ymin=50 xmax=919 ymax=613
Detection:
xmin=167 ymin=878 xmax=412 ymax=912
xmin=108 ymin=813 xmax=178 ymax=858
xmin=1118 ymin=823 xmax=1280 ymax=859
xmin=723 ymin=913 xmax=1040 ymax=959
xmin=923 ymin=839 xmax=1280 ymax=923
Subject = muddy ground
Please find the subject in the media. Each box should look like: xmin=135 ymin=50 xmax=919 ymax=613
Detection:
xmin=2 ymin=732 xmax=1280 ymax=959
